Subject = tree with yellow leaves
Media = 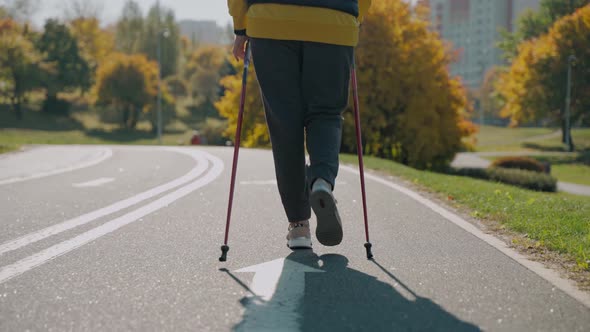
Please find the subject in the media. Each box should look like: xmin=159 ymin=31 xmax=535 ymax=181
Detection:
xmin=215 ymin=0 xmax=476 ymax=169
xmin=93 ymin=53 xmax=159 ymax=129
xmin=346 ymin=0 xmax=475 ymax=169
xmin=0 ymin=18 xmax=44 ymax=119
xmin=215 ymin=57 xmax=268 ymax=147
xmin=498 ymin=4 xmax=590 ymax=147
xmin=69 ymin=17 xmax=115 ymax=70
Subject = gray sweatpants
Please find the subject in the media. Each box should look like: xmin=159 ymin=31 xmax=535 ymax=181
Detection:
xmin=251 ymin=38 xmax=353 ymax=223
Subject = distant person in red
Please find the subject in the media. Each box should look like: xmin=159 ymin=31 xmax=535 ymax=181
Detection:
xmin=190 ymin=131 xmax=201 ymax=145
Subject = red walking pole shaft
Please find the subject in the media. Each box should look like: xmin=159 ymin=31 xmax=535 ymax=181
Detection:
xmin=351 ymin=59 xmax=374 ymax=260
xmin=220 ymin=42 xmax=251 ymax=262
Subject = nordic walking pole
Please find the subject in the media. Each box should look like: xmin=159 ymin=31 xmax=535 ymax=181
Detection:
xmin=219 ymin=41 xmax=251 ymax=262
xmin=351 ymin=58 xmax=374 ymax=260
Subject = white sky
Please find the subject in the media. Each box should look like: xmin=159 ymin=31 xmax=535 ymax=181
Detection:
xmin=32 ymin=0 xmax=232 ymax=27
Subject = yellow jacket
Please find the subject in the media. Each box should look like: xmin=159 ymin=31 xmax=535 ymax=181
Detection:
xmin=227 ymin=0 xmax=372 ymax=46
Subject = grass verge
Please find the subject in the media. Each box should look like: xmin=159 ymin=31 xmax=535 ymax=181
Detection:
xmin=341 ymin=154 xmax=590 ymax=272
xmin=0 ymin=107 xmax=196 ymax=148
xmin=475 ymin=126 xmax=590 ymax=152
xmin=0 ymin=144 xmax=20 ymax=154
xmin=552 ymin=164 xmax=590 ymax=186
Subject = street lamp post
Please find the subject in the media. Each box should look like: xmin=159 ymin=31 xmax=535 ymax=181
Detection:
xmin=157 ymin=29 xmax=162 ymax=145
xmin=564 ymin=54 xmax=576 ymax=152
xmin=156 ymin=0 xmax=169 ymax=145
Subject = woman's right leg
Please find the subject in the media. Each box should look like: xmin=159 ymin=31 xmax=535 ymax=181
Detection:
xmin=250 ymin=38 xmax=311 ymax=224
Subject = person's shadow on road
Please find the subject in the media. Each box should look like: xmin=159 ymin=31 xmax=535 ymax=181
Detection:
xmin=224 ymin=251 xmax=480 ymax=331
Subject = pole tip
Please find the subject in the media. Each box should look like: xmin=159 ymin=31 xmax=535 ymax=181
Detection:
xmin=364 ymin=242 xmax=374 ymax=260
xmin=219 ymin=245 xmax=230 ymax=262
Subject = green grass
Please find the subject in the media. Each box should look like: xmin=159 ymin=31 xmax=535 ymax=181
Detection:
xmin=0 ymin=128 xmax=192 ymax=147
xmin=474 ymin=126 xmax=590 ymax=152
xmin=0 ymin=107 xmax=196 ymax=150
xmin=0 ymin=144 xmax=20 ymax=154
xmin=552 ymin=164 xmax=590 ymax=186
xmin=475 ymin=126 xmax=555 ymax=152
xmin=521 ymin=129 xmax=590 ymax=152
xmin=342 ymin=154 xmax=590 ymax=270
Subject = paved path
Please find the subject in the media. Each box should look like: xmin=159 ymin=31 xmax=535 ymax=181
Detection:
xmin=0 ymin=145 xmax=589 ymax=331
xmin=452 ymin=152 xmax=590 ymax=197
xmin=0 ymin=145 xmax=113 ymax=185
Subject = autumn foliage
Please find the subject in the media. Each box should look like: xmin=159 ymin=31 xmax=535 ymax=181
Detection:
xmin=498 ymin=4 xmax=590 ymax=128
xmin=93 ymin=53 xmax=159 ymax=129
xmin=215 ymin=57 xmax=268 ymax=147
xmin=69 ymin=18 xmax=115 ymax=69
xmin=216 ymin=0 xmax=476 ymax=169
xmin=348 ymin=0 xmax=476 ymax=169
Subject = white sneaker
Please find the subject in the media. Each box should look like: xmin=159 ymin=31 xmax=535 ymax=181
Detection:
xmin=287 ymin=220 xmax=312 ymax=249
xmin=311 ymin=178 xmax=343 ymax=246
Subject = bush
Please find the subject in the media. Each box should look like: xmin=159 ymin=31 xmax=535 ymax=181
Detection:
xmin=200 ymin=118 xmax=228 ymax=146
xmin=487 ymin=168 xmax=557 ymax=192
xmin=41 ymin=96 xmax=71 ymax=116
xmin=450 ymin=167 xmax=489 ymax=180
xmin=491 ymin=156 xmax=546 ymax=173
xmin=449 ymin=167 xmax=557 ymax=192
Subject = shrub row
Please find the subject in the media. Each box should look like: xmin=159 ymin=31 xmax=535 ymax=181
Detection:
xmin=491 ymin=156 xmax=548 ymax=173
xmin=449 ymin=167 xmax=557 ymax=192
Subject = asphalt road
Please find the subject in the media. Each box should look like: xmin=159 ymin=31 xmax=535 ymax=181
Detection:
xmin=0 ymin=145 xmax=589 ymax=331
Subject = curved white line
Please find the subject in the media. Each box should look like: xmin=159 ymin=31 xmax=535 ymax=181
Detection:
xmin=0 ymin=146 xmax=114 ymax=186
xmin=341 ymin=165 xmax=590 ymax=309
xmin=0 ymin=148 xmax=209 ymax=256
xmin=0 ymin=151 xmax=224 ymax=284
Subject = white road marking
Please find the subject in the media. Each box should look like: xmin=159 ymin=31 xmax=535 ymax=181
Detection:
xmin=0 ymin=148 xmax=208 ymax=256
xmin=0 ymin=152 xmax=224 ymax=284
xmin=236 ymin=258 xmax=324 ymax=331
xmin=73 ymin=177 xmax=115 ymax=188
xmin=240 ymin=180 xmax=277 ymax=185
xmin=341 ymin=165 xmax=590 ymax=309
xmin=0 ymin=147 xmax=113 ymax=185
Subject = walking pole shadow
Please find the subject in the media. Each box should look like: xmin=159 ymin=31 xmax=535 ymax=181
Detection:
xmin=222 ymin=251 xmax=480 ymax=331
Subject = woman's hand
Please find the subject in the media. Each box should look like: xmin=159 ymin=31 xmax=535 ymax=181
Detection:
xmin=232 ymin=35 xmax=249 ymax=61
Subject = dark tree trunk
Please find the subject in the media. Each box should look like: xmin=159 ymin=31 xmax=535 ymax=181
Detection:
xmin=123 ymin=106 xmax=131 ymax=128
xmin=561 ymin=116 xmax=575 ymax=151
xmin=128 ymin=107 xmax=140 ymax=129
xmin=568 ymin=135 xmax=575 ymax=152
xmin=15 ymin=96 xmax=22 ymax=120
xmin=561 ymin=118 xmax=567 ymax=143
xmin=10 ymin=95 xmax=22 ymax=120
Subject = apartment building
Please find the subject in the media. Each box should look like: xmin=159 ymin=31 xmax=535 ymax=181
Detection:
xmin=427 ymin=0 xmax=540 ymax=88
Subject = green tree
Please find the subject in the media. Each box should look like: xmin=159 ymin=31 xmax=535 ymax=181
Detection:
xmin=477 ymin=67 xmax=505 ymax=125
xmin=500 ymin=0 xmax=587 ymax=60
xmin=115 ymin=0 xmax=144 ymax=54
xmin=36 ymin=19 xmax=91 ymax=114
xmin=184 ymin=46 xmax=232 ymax=119
xmin=140 ymin=3 xmax=180 ymax=78
xmin=0 ymin=18 xmax=43 ymax=119
xmin=165 ymin=75 xmax=188 ymax=99
xmin=93 ymin=53 xmax=159 ymax=129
